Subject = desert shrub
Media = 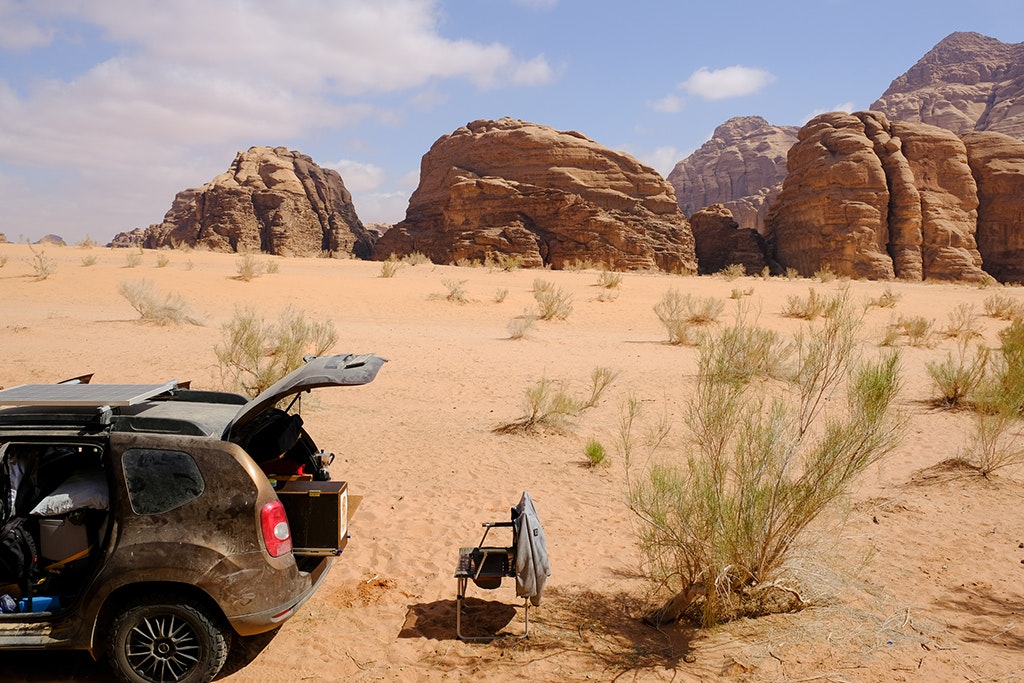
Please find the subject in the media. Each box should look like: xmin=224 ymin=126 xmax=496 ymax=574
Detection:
xmin=441 ymin=278 xmax=468 ymax=303
xmin=958 ymin=410 xmax=1024 ymax=476
xmin=782 ymin=288 xmax=826 ymax=320
xmin=216 ymin=306 xmax=337 ymax=397
xmin=80 ymin=255 xmax=98 ymax=267
xmin=379 ymin=258 xmax=404 ymax=278
xmin=654 ymin=289 xmax=696 ymax=346
xmin=730 ymin=287 xmax=754 ymax=299
xmin=534 ymin=284 xmax=573 ymax=320
xmin=454 ymin=257 xmax=481 ymax=268
xmin=494 ymin=288 xmax=508 ymax=303
xmin=565 ymin=258 xmax=596 ymax=272
xmin=401 ymin=251 xmax=431 ymax=266
xmin=926 ymin=338 xmax=990 ymax=408
xmin=813 ymin=264 xmax=836 ymax=282
xmin=236 ymin=252 xmax=265 ymax=281
xmin=584 ymin=438 xmax=609 ymax=468
xmin=760 ymin=266 xmax=771 ymax=280
xmin=155 ymin=253 xmax=170 ymax=268
xmin=507 ymin=312 xmax=537 ymax=340
xmin=886 ymin=315 xmax=934 ymax=347
xmin=265 ymin=259 xmax=280 ymax=274
xmin=943 ymin=302 xmax=980 ymax=339
xmin=532 ymin=278 xmax=554 ymax=293
xmin=496 ymin=367 xmax=618 ymax=434
xmin=685 ymin=295 xmax=725 ymax=325
xmin=865 ymin=286 xmax=901 ymax=310
xmin=717 ymin=263 xmax=745 ymax=280
xmin=487 ymin=253 xmax=523 ymax=271
xmin=184 ymin=260 xmax=195 ymax=271
xmin=124 ymin=248 xmax=143 ymax=268
xmin=118 ymin=279 xmax=201 ymax=326
xmin=785 ymin=267 xmax=800 ymax=280
xmin=597 ymin=270 xmax=622 ymax=289
xmin=77 ymin=234 xmax=97 ymax=248
xmin=983 ymin=293 xmax=1024 ymax=320
xmin=628 ymin=292 xmax=904 ymax=627
xmin=27 ymin=243 xmax=56 ymax=280
xmin=0 ymin=255 xmax=7 ymax=267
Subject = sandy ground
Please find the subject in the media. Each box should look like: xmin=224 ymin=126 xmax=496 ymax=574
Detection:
xmin=0 ymin=242 xmax=1022 ymax=682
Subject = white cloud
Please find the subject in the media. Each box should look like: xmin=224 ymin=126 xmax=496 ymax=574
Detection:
xmin=0 ymin=0 xmax=52 ymax=50
xmin=330 ymin=159 xmax=386 ymax=192
xmin=650 ymin=94 xmax=685 ymax=114
xmin=803 ymin=101 xmax=857 ymax=123
xmin=681 ymin=65 xmax=776 ymax=101
xmin=638 ymin=146 xmax=691 ymax=178
xmin=508 ymin=55 xmax=556 ymax=86
xmin=349 ymin=190 xmax=410 ymax=225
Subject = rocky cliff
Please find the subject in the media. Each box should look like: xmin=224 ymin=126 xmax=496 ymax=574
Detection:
xmin=872 ymin=32 xmax=1024 ymax=141
xmin=372 ymin=118 xmax=696 ymax=273
xmin=118 ymin=146 xmax=374 ymax=257
xmin=667 ymin=116 xmax=797 ymax=234
xmin=962 ymin=131 xmax=1024 ymax=283
xmin=766 ymin=111 xmax=993 ymax=281
xmin=689 ymin=204 xmax=773 ymax=275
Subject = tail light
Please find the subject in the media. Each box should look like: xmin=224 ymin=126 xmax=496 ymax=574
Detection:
xmin=260 ymin=500 xmax=292 ymax=557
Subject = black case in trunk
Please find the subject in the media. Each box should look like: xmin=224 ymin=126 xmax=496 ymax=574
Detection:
xmin=277 ymin=480 xmax=349 ymax=556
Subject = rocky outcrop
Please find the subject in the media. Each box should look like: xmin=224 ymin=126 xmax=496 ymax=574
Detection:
xmin=117 ymin=146 xmax=374 ymax=258
xmin=689 ymin=204 xmax=772 ymax=275
xmin=108 ymin=228 xmax=145 ymax=248
xmin=0 ymin=233 xmax=7 ymax=244
xmin=35 ymin=234 xmax=66 ymax=246
xmin=962 ymin=131 xmax=1024 ymax=283
xmin=872 ymin=32 xmax=1024 ymax=140
xmin=667 ymin=116 xmax=797 ymax=234
xmin=372 ymin=118 xmax=696 ymax=273
xmin=766 ymin=111 xmax=986 ymax=282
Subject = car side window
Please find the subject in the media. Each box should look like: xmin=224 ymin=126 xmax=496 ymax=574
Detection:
xmin=122 ymin=449 xmax=205 ymax=515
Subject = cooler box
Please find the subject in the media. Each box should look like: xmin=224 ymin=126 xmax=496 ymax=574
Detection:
xmin=276 ymin=480 xmax=349 ymax=556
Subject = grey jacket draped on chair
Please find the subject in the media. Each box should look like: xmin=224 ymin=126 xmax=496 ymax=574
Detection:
xmin=514 ymin=491 xmax=550 ymax=606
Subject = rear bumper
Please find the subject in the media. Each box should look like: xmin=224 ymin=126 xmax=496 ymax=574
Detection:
xmin=228 ymin=555 xmax=334 ymax=637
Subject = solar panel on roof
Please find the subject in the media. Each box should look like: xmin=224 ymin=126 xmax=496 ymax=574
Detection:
xmin=0 ymin=381 xmax=178 ymax=407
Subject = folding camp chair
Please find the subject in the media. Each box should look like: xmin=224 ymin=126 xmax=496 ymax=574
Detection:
xmin=454 ymin=506 xmax=530 ymax=640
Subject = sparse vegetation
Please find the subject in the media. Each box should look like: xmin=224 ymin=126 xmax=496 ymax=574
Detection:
xmin=782 ymin=288 xmax=826 ymax=320
xmin=926 ymin=338 xmax=990 ymax=408
xmin=77 ymin=235 xmax=97 ymax=248
xmin=507 ymin=311 xmax=537 ymax=340
xmin=957 ymin=410 xmax=1024 ymax=476
xmin=215 ymin=306 xmax=337 ymax=397
xmin=118 ymin=279 xmax=202 ymax=326
xmin=0 ymin=254 xmax=9 ymax=267
xmin=717 ymin=263 xmax=746 ymax=280
xmin=486 ymin=253 xmax=523 ymax=272
xmin=155 ymin=253 xmax=170 ymax=268
xmin=379 ymin=258 xmax=404 ymax=278
xmin=534 ymin=282 xmax=573 ymax=320
xmin=785 ymin=267 xmax=800 ymax=280
xmin=597 ymin=270 xmax=622 ymax=289
xmin=496 ymin=366 xmax=617 ymax=434
xmin=401 ymin=252 xmax=431 ymax=266
xmin=265 ymin=259 xmax=280 ymax=274
xmin=653 ymin=289 xmax=696 ymax=346
xmin=124 ymin=248 xmax=143 ymax=268
xmin=627 ymin=291 xmax=904 ymax=627
xmin=983 ymin=293 xmax=1024 ymax=320
xmin=80 ymin=255 xmax=98 ymax=267
xmin=494 ymin=288 xmax=508 ymax=303
xmin=865 ymin=286 xmax=901 ymax=310
xmin=813 ymin=264 xmax=837 ymax=282
xmin=441 ymin=278 xmax=468 ymax=303
xmin=27 ymin=243 xmax=56 ymax=280
xmin=236 ymin=252 xmax=265 ymax=281
xmin=584 ymin=437 xmax=609 ymax=468
xmin=942 ymin=302 xmax=980 ymax=339
xmin=730 ymin=287 xmax=754 ymax=299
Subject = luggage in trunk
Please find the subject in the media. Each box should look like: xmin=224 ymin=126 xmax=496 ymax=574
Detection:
xmin=276 ymin=480 xmax=349 ymax=556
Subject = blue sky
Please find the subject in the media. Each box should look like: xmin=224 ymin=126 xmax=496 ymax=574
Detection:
xmin=1 ymin=0 xmax=1022 ymax=243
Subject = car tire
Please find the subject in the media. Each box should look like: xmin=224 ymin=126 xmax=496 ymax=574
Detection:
xmin=108 ymin=594 xmax=229 ymax=683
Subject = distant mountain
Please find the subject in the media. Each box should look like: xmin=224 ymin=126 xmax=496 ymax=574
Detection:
xmin=666 ymin=116 xmax=797 ymax=233
xmin=871 ymin=31 xmax=1024 ymax=140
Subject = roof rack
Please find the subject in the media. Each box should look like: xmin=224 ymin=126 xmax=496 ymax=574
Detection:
xmin=0 ymin=381 xmax=178 ymax=407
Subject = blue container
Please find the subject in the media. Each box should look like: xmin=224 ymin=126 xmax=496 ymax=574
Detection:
xmin=17 ymin=595 xmax=61 ymax=613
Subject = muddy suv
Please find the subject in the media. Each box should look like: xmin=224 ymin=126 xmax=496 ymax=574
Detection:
xmin=0 ymin=353 xmax=385 ymax=683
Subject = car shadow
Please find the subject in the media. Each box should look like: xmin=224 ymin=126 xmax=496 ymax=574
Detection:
xmin=2 ymin=649 xmax=110 ymax=681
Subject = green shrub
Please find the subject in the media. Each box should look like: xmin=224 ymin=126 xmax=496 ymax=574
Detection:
xmin=584 ymin=438 xmax=609 ymax=468
xmin=215 ymin=307 xmax=337 ymax=397
xmin=496 ymin=367 xmax=617 ymax=434
xmin=926 ymin=339 xmax=990 ymax=408
xmin=628 ymin=292 xmax=903 ymax=627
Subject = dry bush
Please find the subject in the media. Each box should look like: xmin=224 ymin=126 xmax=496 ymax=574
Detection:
xmin=216 ymin=306 xmax=337 ymax=397
xmin=885 ymin=315 xmax=935 ymax=347
xmin=486 ymin=253 xmax=523 ymax=271
xmin=236 ymin=252 xmax=265 ymax=281
xmin=441 ymin=278 xmax=468 ymax=303
xmin=865 ymin=286 xmax=901 ymax=310
xmin=534 ymin=284 xmax=573 ymax=320
xmin=782 ymin=288 xmax=826 ymax=320
xmin=0 ymin=255 xmax=7 ymax=268
xmin=265 ymin=259 xmax=280 ymax=274
xmin=813 ymin=264 xmax=836 ymax=282
xmin=507 ymin=312 xmax=538 ymax=340
xmin=27 ymin=243 xmax=56 ymax=280
xmin=597 ymin=270 xmax=622 ymax=289
xmin=493 ymin=288 xmax=508 ymax=303
xmin=983 ymin=293 xmax=1024 ymax=320
xmin=926 ymin=338 xmax=990 ymax=408
xmin=401 ymin=251 xmax=431 ymax=266
xmin=685 ymin=295 xmax=725 ymax=325
xmin=379 ymin=258 xmax=405 ymax=278
xmin=80 ymin=255 xmax=98 ymax=267
xmin=124 ymin=248 xmax=143 ymax=268
xmin=118 ymin=279 xmax=202 ymax=326
xmin=717 ymin=263 xmax=746 ymax=280
xmin=496 ymin=367 xmax=617 ymax=434
xmin=957 ymin=410 xmax=1024 ymax=476
xmin=155 ymin=253 xmax=170 ymax=268
xmin=628 ymin=292 xmax=904 ymax=627
xmin=943 ymin=303 xmax=980 ymax=339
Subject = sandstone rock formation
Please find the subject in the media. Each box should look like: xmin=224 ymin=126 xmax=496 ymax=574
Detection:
xmin=689 ymin=204 xmax=773 ymax=275
xmin=117 ymin=147 xmax=374 ymax=258
xmin=766 ymin=111 xmax=986 ymax=282
xmin=0 ymin=233 xmax=7 ymax=244
xmin=962 ymin=131 xmax=1024 ymax=283
xmin=35 ymin=235 xmax=66 ymax=246
xmin=372 ymin=118 xmax=696 ymax=273
xmin=872 ymin=32 xmax=1024 ymax=140
xmin=667 ymin=117 xmax=797 ymax=234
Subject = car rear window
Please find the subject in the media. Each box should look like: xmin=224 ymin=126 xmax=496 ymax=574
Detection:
xmin=122 ymin=448 xmax=205 ymax=515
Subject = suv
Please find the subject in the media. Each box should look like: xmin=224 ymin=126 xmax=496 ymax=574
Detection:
xmin=0 ymin=353 xmax=385 ymax=683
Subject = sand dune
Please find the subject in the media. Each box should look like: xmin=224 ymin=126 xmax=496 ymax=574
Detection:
xmin=1 ymin=242 xmax=1022 ymax=682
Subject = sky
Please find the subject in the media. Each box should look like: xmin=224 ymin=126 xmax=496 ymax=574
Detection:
xmin=1 ymin=0 xmax=1022 ymax=244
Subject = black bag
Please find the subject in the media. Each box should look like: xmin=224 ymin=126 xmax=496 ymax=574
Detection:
xmin=0 ymin=516 xmax=38 ymax=599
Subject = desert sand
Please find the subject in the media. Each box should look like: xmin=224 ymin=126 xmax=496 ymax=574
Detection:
xmin=1 ymin=241 xmax=1022 ymax=682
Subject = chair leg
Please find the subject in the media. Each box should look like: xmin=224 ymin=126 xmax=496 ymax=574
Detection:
xmin=456 ymin=577 xmax=532 ymax=641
